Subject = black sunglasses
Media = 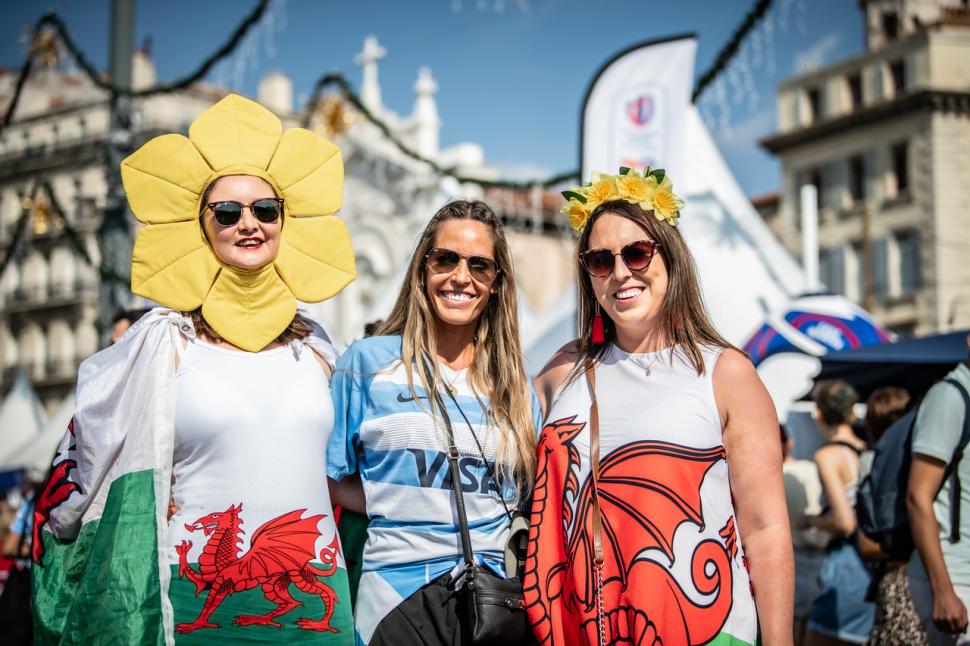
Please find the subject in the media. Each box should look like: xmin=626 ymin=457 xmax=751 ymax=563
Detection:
xmin=425 ymin=248 xmax=501 ymax=284
xmin=579 ymin=240 xmax=662 ymax=278
xmin=205 ymin=198 xmax=284 ymax=227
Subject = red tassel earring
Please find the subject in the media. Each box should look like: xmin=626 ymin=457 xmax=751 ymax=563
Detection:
xmin=591 ymin=304 xmax=605 ymax=344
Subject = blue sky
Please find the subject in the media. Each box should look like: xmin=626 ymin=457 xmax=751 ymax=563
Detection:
xmin=0 ymin=0 xmax=863 ymax=197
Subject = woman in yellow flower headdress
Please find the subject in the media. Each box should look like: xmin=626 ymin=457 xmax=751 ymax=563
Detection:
xmin=32 ymin=94 xmax=358 ymax=645
xmin=525 ymin=167 xmax=794 ymax=646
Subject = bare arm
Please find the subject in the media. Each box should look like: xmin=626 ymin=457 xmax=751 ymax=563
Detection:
xmin=2 ymin=530 xmax=26 ymax=558
xmin=329 ymin=474 xmax=366 ymax=515
xmin=715 ymin=349 xmax=793 ymax=646
xmin=532 ymin=341 xmax=580 ymax=420
xmin=907 ymin=454 xmax=969 ymax=635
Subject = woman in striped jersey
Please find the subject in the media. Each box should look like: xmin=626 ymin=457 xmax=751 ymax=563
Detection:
xmin=327 ymin=200 xmax=540 ymax=645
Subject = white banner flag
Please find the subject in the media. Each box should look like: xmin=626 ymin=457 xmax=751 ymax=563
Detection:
xmin=581 ymin=34 xmax=696 ymax=183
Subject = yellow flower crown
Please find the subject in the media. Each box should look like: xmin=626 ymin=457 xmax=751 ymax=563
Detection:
xmin=560 ymin=166 xmax=685 ymax=234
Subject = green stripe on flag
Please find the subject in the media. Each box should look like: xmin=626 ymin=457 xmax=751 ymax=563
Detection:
xmin=168 ymin=564 xmax=354 ymax=644
xmin=33 ymin=469 xmax=163 ymax=646
xmin=708 ymin=630 xmax=757 ymax=646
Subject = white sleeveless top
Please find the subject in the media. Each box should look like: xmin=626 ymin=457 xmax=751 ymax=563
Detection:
xmin=166 ymin=338 xmax=354 ymax=642
xmin=525 ymin=343 xmax=758 ymax=646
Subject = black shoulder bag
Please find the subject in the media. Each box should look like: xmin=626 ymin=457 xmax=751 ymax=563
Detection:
xmin=424 ymin=359 xmax=533 ymax=646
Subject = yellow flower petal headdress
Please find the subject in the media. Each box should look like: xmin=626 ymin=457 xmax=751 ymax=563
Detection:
xmin=560 ymin=166 xmax=684 ymax=234
xmin=121 ymin=94 xmax=356 ymax=352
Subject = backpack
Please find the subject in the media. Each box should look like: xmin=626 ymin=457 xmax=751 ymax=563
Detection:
xmin=856 ymin=377 xmax=970 ymax=561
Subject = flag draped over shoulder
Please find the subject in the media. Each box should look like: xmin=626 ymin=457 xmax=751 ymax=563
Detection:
xmin=31 ymin=309 xmax=186 ymax=646
xmin=31 ymin=309 xmax=340 ymax=646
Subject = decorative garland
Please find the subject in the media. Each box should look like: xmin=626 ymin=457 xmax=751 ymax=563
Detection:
xmin=1 ymin=0 xmax=269 ymax=129
xmin=300 ymin=0 xmax=774 ymax=189
xmin=301 ymin=73 xmax=577 ymax=190
xmin=0 ymin=181 xmax=131 ymax=288
xmin=692 ymin=0 xmax=772 ymax=103
xmin=0 ymin=0 xmax=773 ymax=286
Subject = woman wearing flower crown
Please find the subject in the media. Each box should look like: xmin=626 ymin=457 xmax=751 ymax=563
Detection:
xmin=327 ymin=200 xmax=541 ymax=645
xmin=523 ymin=168 xmax=794 ymax=646
xmin=32 ymin=95 xmax=358 ymax=645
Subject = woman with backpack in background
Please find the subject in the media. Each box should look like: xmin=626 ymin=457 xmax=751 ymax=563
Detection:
xmin=800 ymin=380 xmax=876 ymax=645
xmin=860 ymin=387 xmax=928 ymax=645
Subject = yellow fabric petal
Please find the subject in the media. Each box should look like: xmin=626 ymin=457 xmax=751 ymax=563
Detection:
xmin=275 ymin=217 xmax=356 ymax=302
xmin=121 ymin=134 xmax=212 ymax=224
xmin=202 ymin=269 xmax=296 ymax=352
xmin=268 ymin=129 xmax=344 ymax=217
xmin=189 ymin=94 xmax=282 ymax=173
xmin=130 ymin=220 xmax=219 ymax=310
xmin=123 ymin=94 xmax=356 ymax=352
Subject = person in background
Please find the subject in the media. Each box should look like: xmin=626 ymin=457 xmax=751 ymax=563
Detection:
xmin=802 ymin=380 xmax=875 ymax=645
xmin=108 ymin=307 xmax=151 ymax=344
xmin=782 ymin=424 xmax=829 ymax=646
xmin=860 ymin=386 xmax=927 ymax=645
xmin=907 ymin=335 xmax=970 ymax=645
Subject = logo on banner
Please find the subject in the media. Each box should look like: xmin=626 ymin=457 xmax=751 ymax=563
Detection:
xmin=610 ymin=85 xmax=665 ymax=173
xmin=626 ymin=95 xmax=654 ymax=127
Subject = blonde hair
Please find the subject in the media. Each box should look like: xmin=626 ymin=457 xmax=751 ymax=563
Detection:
xmin=376 ymin=200 xmax=536 ymax=492
xmin=569 ymin=200 xmax=735 ymax=384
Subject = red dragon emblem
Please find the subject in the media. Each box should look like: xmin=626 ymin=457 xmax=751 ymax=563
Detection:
xmin=174 ymin=504 xmax=342 ymax=634
xmin=524 ymin=416 xmax=737 ymax=645
xmin=32 ymin=419 xmax=82 ymax=566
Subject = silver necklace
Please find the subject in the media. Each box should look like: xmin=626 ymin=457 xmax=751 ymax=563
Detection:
xmin=627 ymin=351 xmax=662 ymax=377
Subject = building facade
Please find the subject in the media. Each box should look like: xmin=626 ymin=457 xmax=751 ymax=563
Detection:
xmin=0 ymin=38 xmax=574 ymax=413
xmin=761 ymin=0 xmax=970 ymax=336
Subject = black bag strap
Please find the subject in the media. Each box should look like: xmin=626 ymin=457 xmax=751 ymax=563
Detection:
xmin=940 ymin=378 xmax=970 ymax=543
xmin=824 ymin=439 xmax=864 ymax=455
xmin=421 ymin=358 xmax=476 ymax=570
xmin=443 ymin=387 xmax=516 ymax=524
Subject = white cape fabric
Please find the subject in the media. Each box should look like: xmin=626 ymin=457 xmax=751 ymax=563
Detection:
xmin=32 ymin=308 xmax=338 ymax=646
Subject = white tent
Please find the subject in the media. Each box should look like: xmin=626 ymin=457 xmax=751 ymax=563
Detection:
xmin=8 ymin=392 xmax=74 ymax=475
xmin=0 ymin=373 xmax=47 ymax=468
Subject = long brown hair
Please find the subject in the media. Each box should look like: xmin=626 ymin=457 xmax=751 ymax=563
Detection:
xmin=187 ymin=308 xmax=311 ymax=347
xmin=570 ymin=200 xmax=735 ymax=384
xmin=376 ymin=200 xmax=536 ymax=491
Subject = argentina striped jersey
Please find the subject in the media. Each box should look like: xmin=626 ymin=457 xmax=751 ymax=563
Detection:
xmin=327 ymin=335 xmax=541 ymax=644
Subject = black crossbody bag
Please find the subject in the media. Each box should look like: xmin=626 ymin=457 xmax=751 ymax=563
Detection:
xmin=368 ymin=360 xmax=534 ymax=646
xmin=428 ymin=363 xmax=533 ymax=646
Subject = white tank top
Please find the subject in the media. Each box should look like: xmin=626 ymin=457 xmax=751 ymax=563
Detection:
xmin=532 ymin=343 xmax=759 ymax=645
xmin=165 ymin=338 xmax=352 ymax=639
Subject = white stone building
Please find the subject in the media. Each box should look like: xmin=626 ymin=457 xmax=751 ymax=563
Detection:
xmin=761 ymin=0 xmax=970 ymax=335
xmin=0 ymin=37 xmax=575 ymax=413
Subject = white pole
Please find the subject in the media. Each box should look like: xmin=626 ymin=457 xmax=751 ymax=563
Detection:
xmin=800 ymin=184 xmax=820 ymax=292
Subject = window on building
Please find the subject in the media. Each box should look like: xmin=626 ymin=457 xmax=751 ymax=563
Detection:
xmin=890 ymin=59 xmax=906 ymax=95
xmin=848 ymin=155 xmax=865 ymax=204
xmin=820 ymin=247 xmax=846 ymax=296
xmin=807 ymin=87 xmax=822 ymax=123
xmin=891 ymin=141 xmax=910 ymax=196
xmin=883 ymin=12 xmax=900 ymax=41
xmin=896 ymin=229 xmax=921 ymax=293
xmin=848 ymin=72 xmax=863 ymax=109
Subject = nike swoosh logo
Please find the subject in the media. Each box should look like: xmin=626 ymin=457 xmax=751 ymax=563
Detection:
xmin=396 ymin=393 xmax=428 ymax=403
